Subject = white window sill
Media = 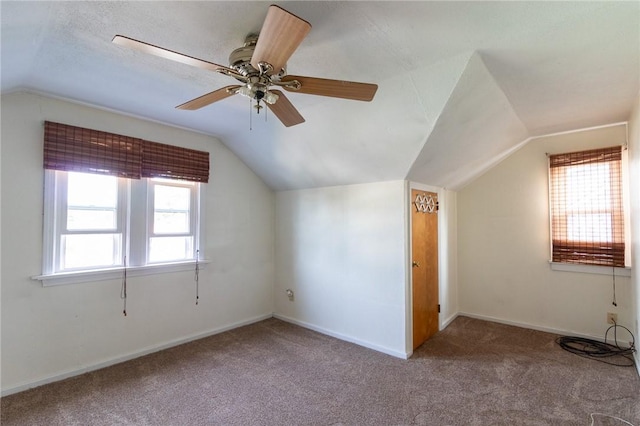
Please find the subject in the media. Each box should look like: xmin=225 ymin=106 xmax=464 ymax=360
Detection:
xmin=549 ymin=261 xmax=631 ymax=277
xmin=32 ymin=260 xmax=210 ymax=287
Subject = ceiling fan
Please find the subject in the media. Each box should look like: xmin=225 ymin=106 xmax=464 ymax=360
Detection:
xmin=112 ymin=4 xmax=378 ymax=127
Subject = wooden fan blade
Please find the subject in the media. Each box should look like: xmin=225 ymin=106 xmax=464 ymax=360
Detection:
xmin=267 ymin=90 xmax=305 ymax=127
xmin=176 ymin=86 xmax=240 ymax=110
xmin=112 ymin=35 xmax=233 ymax=73
xmin=250 ymin=5 xmax=311 ymax=75
xmin=281 ymin=75 xmax=378 ymax=101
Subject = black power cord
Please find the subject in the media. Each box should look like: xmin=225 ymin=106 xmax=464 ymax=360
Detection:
xmin=556 ymin=322 xmax=636 ymax=367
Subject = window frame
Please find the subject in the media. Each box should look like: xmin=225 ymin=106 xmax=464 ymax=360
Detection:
xmin=547 ymin=146 xmax=631 ymax=273
xmin=36 ymin=170 xmax=207 ymax=286
xmin=146 ymin=178 xmax=199 ymax=265
xmin=57 ymin=171 xmax=129 ymax=272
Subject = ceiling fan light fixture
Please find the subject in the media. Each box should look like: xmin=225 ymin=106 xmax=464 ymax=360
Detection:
xmin=264 ymin=91 xmax=279 ymax=105
xmin=237 ymin=85 xmax=253 ymax=98
xmin=236 ymin=83 xmax=279 ymax=105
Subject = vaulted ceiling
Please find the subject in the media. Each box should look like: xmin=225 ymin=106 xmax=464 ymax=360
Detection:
xmin=2 ymin=1 xmax=638 ymax=190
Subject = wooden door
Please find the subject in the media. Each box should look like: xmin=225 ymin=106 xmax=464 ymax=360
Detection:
xmin=411 ymin=189 xmax=439 ymax=350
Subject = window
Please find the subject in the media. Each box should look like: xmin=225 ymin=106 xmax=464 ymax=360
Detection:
xmin=147 ymin=179 xmax=198 ymax=263
xmin=44 ymin=171 xmax=201 ymax=275
xmin=58 ymin=172 xmax=126 ymax=271
xmin=548 ymin=146 xmax=626 ymax=267
xmin=38 ymin=121 xmax=208 ymax=283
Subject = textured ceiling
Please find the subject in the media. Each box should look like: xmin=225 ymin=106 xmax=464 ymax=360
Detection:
xmin=2 ymin=1 xmax=639 ymax=190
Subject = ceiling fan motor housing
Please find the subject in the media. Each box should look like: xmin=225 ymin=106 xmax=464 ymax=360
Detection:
xmin=228 ymin=34 xmax=286 ymax=81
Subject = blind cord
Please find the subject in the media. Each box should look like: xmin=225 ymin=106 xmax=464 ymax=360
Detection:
xmin=195 ymin=249 xmax=200 ymax=305
xmin=612 ymin=266 xmax=617 ymax=307
xmin=121 ymin=255 xmax=127 ymax=316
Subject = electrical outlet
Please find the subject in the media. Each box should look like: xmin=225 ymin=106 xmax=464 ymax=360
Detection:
xmin=606 ymin=312 xmax=617 ymax=324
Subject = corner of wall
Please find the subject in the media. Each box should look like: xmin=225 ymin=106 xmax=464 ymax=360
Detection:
xmin=627 ymin=91 xmax=640 ymax=377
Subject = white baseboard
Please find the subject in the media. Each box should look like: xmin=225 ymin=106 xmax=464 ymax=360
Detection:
xmin=5 ymin=311 xmax=635 ymax=396
xmin=441 ymin=312 xmax=459 ymax=330
xmin=1 ymin=313 xmax=273 ymax=397
xmin=458 ymin=311 xmax=606 ymax=342
xmin=273 ymin=313 xmax=410 ymax=359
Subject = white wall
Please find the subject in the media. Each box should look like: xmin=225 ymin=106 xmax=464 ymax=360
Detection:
xmin=274 ymin=181 xmax=408 ymax=357
xmin=627 ymin=93 xmax=640 ymax=371
xmin=458 ymin=124 xmax=633 ymax=339
xmin=0 ymin=92 xmax=275 ymax=394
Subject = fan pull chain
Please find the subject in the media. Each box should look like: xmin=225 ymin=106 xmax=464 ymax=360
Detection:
xmin=195 ymin=249 xmax=200 ymax=305
xmin=121 ymin=256 xmax=128 ymax=316
xmin=249 ymin=98 xmax=253 ymax=131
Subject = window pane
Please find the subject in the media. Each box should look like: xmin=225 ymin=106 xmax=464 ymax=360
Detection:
xmin=62 ymin=234 xmax=121 ymax=269
xmin=149 ymin=236 xmax=193 ymax=263
xmin=67 ymin=209 xmax=116 ymax=230
xmin=154 ymin=184 xmax=190 ymax=234
xmin=155 ymin=185 xmax=190 ymax=210
xmin=567 ymin=214 xmax=612 ymax=242
xmin=67 ymin=172 xmax=118 ymax=231
xmin=154 ymin=212 xmax=189 ymax=234
xmin=565 ymin=164 xmax=610 ymax=211
xmin=68 ymin=172 xmax=117 ymax=208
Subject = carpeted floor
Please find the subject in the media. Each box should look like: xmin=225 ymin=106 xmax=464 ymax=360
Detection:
xmin=1 ymin=316 xmax=639 ymax=425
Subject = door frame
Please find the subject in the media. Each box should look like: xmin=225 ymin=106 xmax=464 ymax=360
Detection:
xmin=406 ymin=181 xmax=446 ymax=356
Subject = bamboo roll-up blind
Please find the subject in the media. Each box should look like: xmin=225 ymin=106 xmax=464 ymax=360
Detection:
xmin=43 ymin=121 xmax=209 ymax=183
xmin=142 ymin=140 xmax=209 ymax=183
xmin=548 ymin=146 xmax=624 ymax=267
xmin=44 ymin=121 xmax=142 ymax=179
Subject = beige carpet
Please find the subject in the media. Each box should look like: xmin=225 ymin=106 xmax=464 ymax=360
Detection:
xmin=1 ymin=316 xmax=639 ymax=425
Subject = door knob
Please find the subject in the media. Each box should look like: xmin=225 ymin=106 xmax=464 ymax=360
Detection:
xmin=412 ymin=261 xmax=420 ymax=267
